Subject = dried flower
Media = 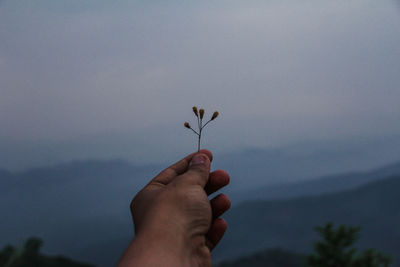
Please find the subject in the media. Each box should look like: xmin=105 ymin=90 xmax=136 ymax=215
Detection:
xmin=211 ymin=111 xmax=219 ymax=120
xmin=192 ymin=106 xmax=198 ymax=117
xmin=199 ymin=109 xmax=205 ymax=119
xmin=184 ymin=107 xmax=219 ymax=151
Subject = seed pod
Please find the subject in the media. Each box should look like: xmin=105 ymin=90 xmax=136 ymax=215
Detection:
xmin=192 ymin=106 xmax=198 ymax=117
xmin=199 ymin=109 xmax=205 ymax=119
xmin=184 ymin=122 xmax=191 ymax=128
xmin=211 ymin=111 xmax=219 ymax=120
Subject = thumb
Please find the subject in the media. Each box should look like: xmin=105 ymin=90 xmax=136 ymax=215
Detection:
xmin=181 ymin=153 xmax=211 ymax=187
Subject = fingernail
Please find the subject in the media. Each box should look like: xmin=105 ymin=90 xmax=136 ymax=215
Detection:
xmin=190 ymin=154 xmax=207 ymax=166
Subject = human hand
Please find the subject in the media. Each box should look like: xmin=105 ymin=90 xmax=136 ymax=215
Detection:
xmin=118 ymin=150 xmax=230 ymax=267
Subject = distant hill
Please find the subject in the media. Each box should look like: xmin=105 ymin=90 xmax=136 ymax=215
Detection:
xmin=0 ymin=160 xmax=161 ymax=267
xmin=0 ymin=237 xmax=94 ymax=267
xmin=217 ymin=135 xmax=400 ymax=196
xmin=0 ymin=169 xmax=12 ymax=178
xmin=213 ymin=175 xmax=400 ymax=267
xmin=0 ymin=169 xmax=13 ymax=192
xmin=2 ymin=159 xmax=400 ymax=266
xmin=233 ymin=161 xmax=400 ymax=202
xmin=215 ymin=248 xmax=306 ymax=267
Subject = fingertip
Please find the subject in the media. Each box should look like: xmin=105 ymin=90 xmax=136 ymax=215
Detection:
xmin=206 ymin=218 xmax=228 ymax=251
xmin=182 ymin=153 xmax=211 ymax=187
xmin=216 ymin=217 xmax=228 ymax=230
xmin=205 ymin=170 xmax=230 ymax=195
xmin=198 ymin=149 xmax=213 ymax=162
xmin=212 ymin=218 xmax=228 ymax=237
xmin=189 ymin=153 xmax=211 ymax=167
xmin=220 ymin=194 xmax=231 ymax=211
xmin=216 ymin=170 xmax=230 ymax=185
xmin=211 ymin=193 xmax=231 ymax=218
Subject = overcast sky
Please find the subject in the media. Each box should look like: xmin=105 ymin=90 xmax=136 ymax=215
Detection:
xmin=0 ymin=0 xmax=399 ymax=170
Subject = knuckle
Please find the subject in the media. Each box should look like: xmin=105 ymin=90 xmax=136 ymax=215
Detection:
xmin=130 ymin=195 xmax=138 ymax=211
xmin=186 ymin=169 xmax=208 ymax=183
xmin=130 ymin=189 xmax=144 ymax=211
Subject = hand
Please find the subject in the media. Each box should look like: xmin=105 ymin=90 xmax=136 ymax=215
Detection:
xmin=118 ymin=150 xmax=230 ymax=267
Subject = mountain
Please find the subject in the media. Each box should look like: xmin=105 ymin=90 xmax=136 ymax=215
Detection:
xmin=232 ymin=161 xmax=400 ymax=202
xmin=215 ymin=248 xmax=306 ymax=267
xmin=0 ymin=169 xmax=12 ymax=178
xmin=0 ymin=169 xmax=13 ymax=192
xmin=213 ymin=175 xmax=400 ymax=266
xmin=0 ymin=160 xmax=161 ymax=267
xmin=2 ymin=158 xmax=400 ymax=266
xmin=215 ymin=136 xmax=400 ymax=205
xmin=0 ymin=237 xmax=94 ymax=267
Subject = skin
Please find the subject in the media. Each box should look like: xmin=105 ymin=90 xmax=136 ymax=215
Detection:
xmin=118 ymin=149 xmax=231 ymax=267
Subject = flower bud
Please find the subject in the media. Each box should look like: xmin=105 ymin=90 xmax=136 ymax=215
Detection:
xmin=184 ymin=122 xmax=191 ymax=128
xmin=192 ymin=106 xmax=198 ymax=117
xmin=199 ymin=109 xmax=205 ymax=119
xmin=211 ymin=111 xmax=219 ymax=120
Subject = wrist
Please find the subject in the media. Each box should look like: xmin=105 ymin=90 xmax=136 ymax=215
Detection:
xmin=118 ymin=227 xmax=192 ymax=267
xmin=138 ymin=214 xmax=212 ymax=265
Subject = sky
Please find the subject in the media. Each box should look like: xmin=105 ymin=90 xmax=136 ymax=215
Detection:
xmin=0 ymin=0 xmax=400 ymax=170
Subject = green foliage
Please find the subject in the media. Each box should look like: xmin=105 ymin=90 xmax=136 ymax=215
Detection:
xmin=0 ymin=245 xmax=15 ymax=267
xmin=308 ymin=223 xmax=392 ymax=267
xmin=0 ymin=237 xmax=94 ymax=267
xmin=353 ymin=249 xmax=392 ymax=267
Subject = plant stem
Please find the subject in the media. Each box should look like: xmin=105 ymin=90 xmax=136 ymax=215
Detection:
xmin=189 ymin=127 xmax=200 ymax=136
xmin=198 ymin=117 xmax=203 ymax=152
xmin=197 ymin=115 xmax=200 ymax=134
xmin=202 ymin=119 xmax=212 ymax=129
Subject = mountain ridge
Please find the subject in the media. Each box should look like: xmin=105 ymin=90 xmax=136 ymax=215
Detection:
xmin=2 ymin=158 xmax=400 ymax=266
xmin=233 ymin=161 xmax=400 ymax=202
xmin=213 ymin=175 xmax=400 ymax=266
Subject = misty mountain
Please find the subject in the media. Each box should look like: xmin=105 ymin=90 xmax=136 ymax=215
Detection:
xmin=0 ymin=169 xmax=12 ymax=178
xmin=1 ymin=154 xmax=400 ymax=266
xmin=233 ymin=161 xmax=400 ymax=202
xmin=0 ymin=169 xmax=13 ymax=191
xmin=213 ymin=175 xmax=400 ymax=266
xmin=216 ymin=135 xmax=400 ymax=202
xmin=216 ymin=248 xmax=306 ymax=267
xmin=0 ymin=160 xmax=160 ymax=266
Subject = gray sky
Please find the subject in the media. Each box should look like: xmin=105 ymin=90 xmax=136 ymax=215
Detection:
xmin=1 ymin=0 xmax=400 ymax=170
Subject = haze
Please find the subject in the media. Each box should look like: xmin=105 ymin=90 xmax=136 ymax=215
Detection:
xmin=1 ymin=0 xmax=399 ymax=170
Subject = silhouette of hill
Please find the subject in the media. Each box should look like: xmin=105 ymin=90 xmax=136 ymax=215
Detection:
xmin=215 ymin=248 xmax=306 ymax=267
xmin=0 ymin=169 xmax=13 ymax=192
xmin=213 ymin=175 xmax=400 ymax=267
xmin=1 ymin=158 xmax=400 ymax=266
xmin=234 ymin=161 xmax=400 ymax=202
xmin=0 ymin=237 xmax=94 ymax=267
xmin=218 ymin=135 xmax=400 ymax=195
xmin=0 ymin=160 xmax=160 ymax=266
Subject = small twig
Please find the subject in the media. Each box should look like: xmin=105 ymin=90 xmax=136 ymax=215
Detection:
xmin=184 ymin=107 xmax=219 ymax=151
xmin=189 ymin=127 xmax=200 ymax=136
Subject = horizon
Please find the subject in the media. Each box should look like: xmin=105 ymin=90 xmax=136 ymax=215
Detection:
xmin=2 ymin=134 xmax=400 ymax=191
xmin=0 ymin=132 xmax=400 ymax=172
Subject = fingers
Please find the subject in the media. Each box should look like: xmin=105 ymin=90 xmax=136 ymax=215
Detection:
xmin=206 ymin=194 xmax=230 ymax=251
xmin=179 ymin=153 xmax=211 ymax=187
xmin=210 ymin=193 xmax=231 ymax=219
xmin=151 ymin=150 xmax=213 ymax=185
xmin=206 ymin=193 xmax=230 ymax=251
xmin=205 ymin=218 xmax=228 ymax=251
xmin=205 ymin=170 xmax=230 ymax=195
